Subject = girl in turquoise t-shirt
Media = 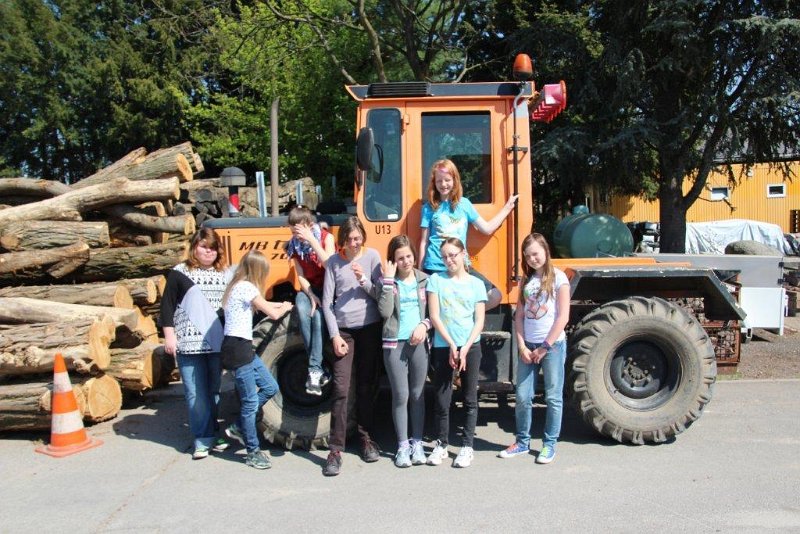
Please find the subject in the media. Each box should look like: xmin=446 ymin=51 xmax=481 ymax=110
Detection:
xmin=426 ymin=237 xmax=487 ymax=468
xmin=418 ymin=158 xmax=517 ymax=310
xmin=377 ymin=235 xmax=431 ymax=468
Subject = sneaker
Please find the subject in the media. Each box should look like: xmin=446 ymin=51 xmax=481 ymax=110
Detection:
xmin=245 ymin=449 xmax=272 ymax=470
xmin=453 ymin=446 xmax=474 ymax=468
xmin=323 ymin=451 xmax=342 ymax=476
xmin=394 ymin=446 xmax=412 ymax=468
xmin=305 ymin=371 xmax=322 ymax=396
xmin=410 ymin=441 xmax=426 ymax=465
xmin=192 ymin=445 xmax=209 ymax=460
xmin=225 ymin=423 xmax=245 ymax=447
xmin=536 ymin=445 xmax=556 ymax=464
xmin=211 ymin=438 xmax=229 ymax=453
xmin=498 ymin=442 xmax=529 ymax=459
xmin=361 ymin=438 xmax=380 ymax=463
xmin=426 ymin=440 xmax=449 ymax=466
xmin=319 ymin=371 xmax=332 ymax=387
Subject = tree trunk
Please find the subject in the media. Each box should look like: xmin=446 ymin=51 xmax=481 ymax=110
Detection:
xmin=0 ymin=297 xmax=140 ymax=332
xmin=0 ymin=177 xmax=70 ymax=198
xmin=73 ymin=145 xmax=193 ymax=189
xmin=65 ymin=241 xmax=186 ymax=283
xmin=108 ymin=221 xmax=156 ymax=247
xmin=0 ymin=283 xmax=134 ymax=308
xmin=75 ymin=373 xmax=122 ymax=423
xmin=0 ymin=316 xmax=116 ymax=376
xmin=79 ymin=147 xmax=148 ymax=186
xmin=0 ymin=177 xmax=180 ymax=225
xmin=0 ymin=242 xmax=89 ymax=277
xmin=0 ymin=221 xmax=110 ymax=251
xmin=106 ymin=342 xmax=162 ymax=391
xmin=658 ymin=174 xmax=689 ymax=253
xmin=115 ymin=276 xmax=161 ymax=306
xmin=0 ymin=380 xmax=88 ymax=431
xmin=104 ymin=204 xmax=195 ymax=235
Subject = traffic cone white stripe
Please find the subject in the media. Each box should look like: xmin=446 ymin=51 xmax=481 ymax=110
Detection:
xmin=52 ymin=371 xmax=72 ymax=393
xmin=51 ymin=411 xmax=84 ymax=435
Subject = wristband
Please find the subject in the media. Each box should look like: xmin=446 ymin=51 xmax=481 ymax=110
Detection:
xmin=541 ymin=341 xmax=551 ymax=350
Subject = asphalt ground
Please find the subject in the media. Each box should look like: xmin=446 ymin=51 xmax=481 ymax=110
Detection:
xmin=2 ymin=379 xmax=799 ymax=533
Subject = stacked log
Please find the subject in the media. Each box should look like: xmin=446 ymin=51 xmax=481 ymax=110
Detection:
xmin=0 ymin=141 xmax=321 ymax=433
xmin=0 ymin=142 xmax=206 ymax=432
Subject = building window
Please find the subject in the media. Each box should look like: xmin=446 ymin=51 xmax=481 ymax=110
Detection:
xmin=767 ymin=184 xmax=786 ymax=198
xmin=709 ymin=186 xmax=730 ymax=201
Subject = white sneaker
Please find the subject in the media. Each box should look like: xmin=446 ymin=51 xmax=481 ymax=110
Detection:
xmin=453 ymin=446 xmax=474 ymax=468
xmin=426 ymin=440 xmax=449 ymax=466
xmin=410 ymin=440 xmax=427 ymax=465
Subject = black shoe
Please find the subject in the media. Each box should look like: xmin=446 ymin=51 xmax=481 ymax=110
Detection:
xmin=361 ymin=438 xmax=380 ymax=463
xmin=323 ymin=451 xmax=342 ymax=476
xmin=319 ymin=371 xmax=332 ymax=387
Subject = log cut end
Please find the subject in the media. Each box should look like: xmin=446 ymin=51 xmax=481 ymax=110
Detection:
xmin=77 ymin=374 xmax=122 ymax=423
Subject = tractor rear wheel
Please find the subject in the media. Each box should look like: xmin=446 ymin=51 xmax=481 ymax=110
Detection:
xmin=568 ymin=297 xmax=716 ymax=444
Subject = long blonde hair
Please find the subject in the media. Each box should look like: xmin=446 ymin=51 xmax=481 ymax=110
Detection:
xmin=521 ymin=233 xmax=555 ymax=300
xmin=426 ymin=159 xmax=463 ymax=210
xmin=221 ymin=250 xmax=270 ymax=307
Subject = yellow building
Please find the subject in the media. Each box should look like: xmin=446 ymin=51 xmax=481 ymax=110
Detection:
xmin=594 ymin=161 xmax=800 ymax=233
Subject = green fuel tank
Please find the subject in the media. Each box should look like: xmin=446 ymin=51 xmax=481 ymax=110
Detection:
xmin=553 ymin=212 xmax=634 ymax=258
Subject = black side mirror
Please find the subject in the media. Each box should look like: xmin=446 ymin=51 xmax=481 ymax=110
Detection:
xmin=356 ymin=127 xmax=374 ymax=172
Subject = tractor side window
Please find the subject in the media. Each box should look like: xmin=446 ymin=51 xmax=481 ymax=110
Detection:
xmin=363 ymin=108 xmax=402 ymax=221
xmin=421 ymin=112 xmax=491 ymax=204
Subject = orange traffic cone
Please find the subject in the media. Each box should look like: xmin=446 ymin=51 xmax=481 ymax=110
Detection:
xmin=36 ymin=353 xmax=103 ymax=458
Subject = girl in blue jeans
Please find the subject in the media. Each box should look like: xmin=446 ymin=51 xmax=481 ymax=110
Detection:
xmin=161 ymin=228 xmax=233 ymax=460
xmin=286 ymin=206 xmax=335 ymax=395
xmin=499 ymin=233 xmax=570 ymax=464
xmin=221 ymin=250 xmax=293 ymax=470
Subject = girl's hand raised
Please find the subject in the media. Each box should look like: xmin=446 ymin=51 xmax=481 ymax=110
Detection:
xmin=351 ymin=262 xmax=367 ymax=285
xmin=383 ymin=259 xmax=397 ymax=279
xmin=292 ymin=224 xmax=315 ymax=244
xmin=504 ymin=194 xmax=519 ymax=213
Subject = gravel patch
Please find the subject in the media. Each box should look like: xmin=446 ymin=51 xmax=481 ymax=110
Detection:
xmin=733 ymin=315 xmax=800 ymax=380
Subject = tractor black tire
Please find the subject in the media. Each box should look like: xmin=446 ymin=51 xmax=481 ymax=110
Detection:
xmin=257 ymin=330 xmax=355 ymax=450
xmin=568 ymin=296 xmax=716 ymax=445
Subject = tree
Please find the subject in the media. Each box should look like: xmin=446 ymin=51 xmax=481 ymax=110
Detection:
xmin=509 ymin=0 xmax=800 ymax=252
xmin=184 ymin=1 xmax=361 ymax=194
xmin=0 ymin=0 xmax=222 ymax=182
xmin=255 ymin=0 xmax=496 ymax=83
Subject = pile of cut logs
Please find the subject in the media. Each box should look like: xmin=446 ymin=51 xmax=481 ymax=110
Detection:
xmin=0 ymin=142 xmax=317 ymax=432
xmin=0 ymin=143 xmax=199 ymax=431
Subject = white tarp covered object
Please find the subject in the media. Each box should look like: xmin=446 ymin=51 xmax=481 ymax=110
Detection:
xmin=685 ymin=219 xmax=792 ymax=254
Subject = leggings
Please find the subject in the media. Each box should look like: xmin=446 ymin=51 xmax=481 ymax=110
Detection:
xmin=431 ymin=343 xmax=482 ymax=447
xmin=383 ymin=340 xmax=428 ymax=443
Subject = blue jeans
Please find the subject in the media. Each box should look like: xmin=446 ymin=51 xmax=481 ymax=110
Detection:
xmin=232 ymin=357 xmax=279 ymax=453
xmin=177 ymin=352 xmax=222 ymax=450
xmin=295 ymin=289 xmax=325 ymax=373
xmin=514 ymin=340 xmax=566 ymax=449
